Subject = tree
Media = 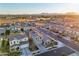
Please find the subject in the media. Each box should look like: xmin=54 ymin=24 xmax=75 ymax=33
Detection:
xmin=29 ymin=29 xmax=32 ymax=31
xmin=1 ymin=39 xmax=10 ymax=52
xmin=21 ymin=28 xmax=24 ymax=32
xmin=0 ymin=33 xmax=4 ymax=36
xmin=46 ymin=27 xmax=49 ymax=30
xmin=9 ymin=51 xmax=21 ymax=56
xmin=54 ymin=41 xmax=58 ymax=45
xmin=5 ymin=39 xmax=10 ymax=52
xmin=1 ymin=39 xmax=5 ymax=48
xmin=5 ymin=30 xmax=10 ymax=35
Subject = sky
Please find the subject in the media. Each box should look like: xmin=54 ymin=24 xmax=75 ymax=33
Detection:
xmin=0 ymin=3 xmax=79 ymax=14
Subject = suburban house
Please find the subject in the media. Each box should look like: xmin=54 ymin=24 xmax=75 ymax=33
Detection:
xmin=31 ymin=31 xmax=57 ymax=48
xmin=23 ymin=22 xmax=32 ymax=31
xmin=31 ymin=31 xmax=43 ymax=45
xmin=10 ymin=25 xmax=21 ymax=32
xmin=42 ymin=34 xmax=58 ymax=48
xmin=0 ymin=28 xmax=5 ymax=34
xmin=8 ymin=34 xmax=29 ymax=51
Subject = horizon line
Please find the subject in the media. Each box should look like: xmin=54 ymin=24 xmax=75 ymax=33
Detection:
xmin=0 ymin=12 xmax=78 ymax=15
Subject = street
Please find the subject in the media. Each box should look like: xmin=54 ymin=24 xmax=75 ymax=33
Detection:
xmin=36 ymin=27 xmax=79 ymax=52
xmin=36 ymin=46 xmax=75 ymax=56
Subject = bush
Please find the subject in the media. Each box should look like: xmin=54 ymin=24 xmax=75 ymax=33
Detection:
xmin=9 ymin=51 xmax=21 ymax=56
xmin=1 ymin=39 xmax=10 ymax=52
xmin=0 ymin=33 xmax=4 ymax=36
xmin=21 ymin=28 xmax=24 ymax=32
xmin=5 ymin=30 xmax=10 ymax=35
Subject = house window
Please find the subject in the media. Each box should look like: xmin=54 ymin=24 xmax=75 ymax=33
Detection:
xmin=17 ymin=41 xmax=19 ymax=43
xmin=11 ymin=42 xmax=12 ymax=44
xmin=36 ymin=38 xmax=37 ymax=40
xmin=26 ymin=38 xmax=28 ymax=41
xmin=14 ymin=41 xmax=15 ymax=44
xmin=40 ymin=37 xmax=41 ymax=39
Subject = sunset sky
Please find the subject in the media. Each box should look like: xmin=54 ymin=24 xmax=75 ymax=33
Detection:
xmin=0 ymin=3 xmax=79 ymax=14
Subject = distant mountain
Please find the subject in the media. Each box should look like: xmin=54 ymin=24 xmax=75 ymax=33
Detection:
xmin=65 ymin=12 xmax=79 ymax=15
xmin=40 ymin=12 xmax=79 ymax=15
xmin=40 ymin=12 xmax=65 ymax=15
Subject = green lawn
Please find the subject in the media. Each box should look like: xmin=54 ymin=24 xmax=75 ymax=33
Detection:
xmin=8 ymin=51 xmax=21 ymax=56
xmin=0 ymin=39 xmax=10 ymax=56
xmin=0 ymin=40 xmax=2 ymax=48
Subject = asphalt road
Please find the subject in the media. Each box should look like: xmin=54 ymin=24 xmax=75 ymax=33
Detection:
xmin=20 ymin=47 xmax=32 ymax=56
xmin=36 ymin=46 xmax=75 ymax=56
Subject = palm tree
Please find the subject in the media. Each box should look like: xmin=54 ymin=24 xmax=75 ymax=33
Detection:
xmin=28 ymin=29 xmax=38 ymax=51
xmin=5 ymin=30 xmax=10 ymax=36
